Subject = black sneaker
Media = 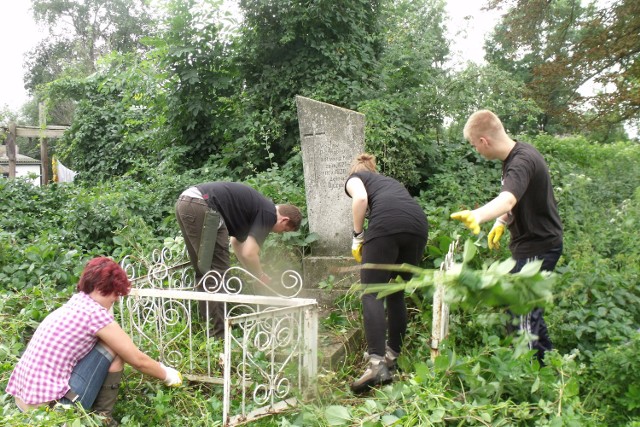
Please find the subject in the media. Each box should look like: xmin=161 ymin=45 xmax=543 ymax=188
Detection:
xmin=350 ymin=355 xmax=393 ymax=394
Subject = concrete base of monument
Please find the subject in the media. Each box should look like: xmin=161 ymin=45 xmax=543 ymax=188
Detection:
xmin=301 ymin=255 xmax=360 ymax=305
xmin=300 ymin=256 xmax=365 ymax=370
xmin=316 ymin=308 xmax=364 ymax=370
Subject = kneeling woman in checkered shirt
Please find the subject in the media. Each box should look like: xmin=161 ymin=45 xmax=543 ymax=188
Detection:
xmin=5 ymin=257 xmax=183 ymax=424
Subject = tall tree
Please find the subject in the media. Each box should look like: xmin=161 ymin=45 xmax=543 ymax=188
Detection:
xmin=24 ymin=0 xmax=154 ymax=124
xmin=29 ymin=0 xmax=153 ymax=77
xmin=359 ymin=0 xmax=450 ymax=188
xmin=485 ymin=0 xmax=640 ymax=139
xmin=149 ymin=0 xmax=241 ymax=170
xmin=561 ymin=0 xmax=640 ymax=135
xmin=443 ymin=63 xmax=543 ymax=138
xmin=45 ymin=53 xmax=170 ymax=183
xmin=484 ymin=0 xmax=588 ymax=134
xmin=232 ymin=0 xmax=385 ymax=170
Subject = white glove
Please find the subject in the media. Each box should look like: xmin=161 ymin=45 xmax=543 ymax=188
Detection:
xmin=160 ymin=362 xmax=183 ymax=387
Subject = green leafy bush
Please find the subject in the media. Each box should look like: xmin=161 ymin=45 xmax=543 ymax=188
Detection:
xmin=582 ymin=335 xmax=640 ymax=424
xmin=1 ymin=132 xmax=639 ymax=425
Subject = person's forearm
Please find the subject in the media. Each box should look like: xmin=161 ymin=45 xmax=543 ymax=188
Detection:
xmin=98 ymin=323 xmax=172 ymax=382
xmin=472 ymin=191 xmax=516 ymax=224
xmin=124 ymin=350 xmax=166 ymax=380
xmin=238 ymin=252 xmax=262 ymax=276
xmin=232 ymin=236 xmax=265 ymax=278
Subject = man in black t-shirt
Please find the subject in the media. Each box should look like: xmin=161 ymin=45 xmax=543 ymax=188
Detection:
xmin=450 ymin=110 xmax=563 ymax=364
xmin=175 ymin=182 xmax=302 ymax=338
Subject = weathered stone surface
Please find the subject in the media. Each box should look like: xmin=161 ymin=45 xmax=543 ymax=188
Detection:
xmin=318 ymin=323 xmax=363 ymax=371
xmin=296 ymin=97 xmax=366 ymax=368
xmin=300 ymin=256 xmax=358 ymax=304
xmin=296 ymin=96 xmax=365 ymax=257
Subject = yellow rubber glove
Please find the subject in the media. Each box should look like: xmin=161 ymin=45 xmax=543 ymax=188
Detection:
xmin=488 ymin=218 xmax=506 ymax=250
xmin=450 ymin=210 xmax=480 ymax=235
xmin=352 ymin=231 xmax=364 ymax=263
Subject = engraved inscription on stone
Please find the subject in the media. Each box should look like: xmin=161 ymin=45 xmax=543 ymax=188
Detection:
xmin=302 ymin=132 xmax=353 ymax=190
xmin=297 ymin=96 xmax=365 ymax=256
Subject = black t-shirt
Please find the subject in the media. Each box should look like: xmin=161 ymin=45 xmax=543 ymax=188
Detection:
xmin=501 ymin=141 xmax=563 ymax=258
xmin=195 ymin=182 xmax=277 ymax=245
xmin=344 ymin=171 xmax=428 ymax=241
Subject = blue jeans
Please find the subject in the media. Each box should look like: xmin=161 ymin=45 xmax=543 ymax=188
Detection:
xmin=60 ymin=342 xmax=113 ymax=409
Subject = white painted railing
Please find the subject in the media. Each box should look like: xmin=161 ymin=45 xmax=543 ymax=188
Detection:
xmin=119 ymin=246 xmax=318 ymax=426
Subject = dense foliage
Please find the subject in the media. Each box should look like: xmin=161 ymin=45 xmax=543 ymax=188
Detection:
xmin=2 ymin=0 xmax=640 ymax=425
xmin=2 ymin=135 xmax=639 ymax=426
xmin=30 ymin=0 xmax=546 ymax=186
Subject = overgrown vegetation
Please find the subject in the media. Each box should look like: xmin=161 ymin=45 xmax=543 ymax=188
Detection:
xmin=2 ymin=0 xmax=640 ymax=425
xmin=1 ymin=137 xmax=639 ymax=426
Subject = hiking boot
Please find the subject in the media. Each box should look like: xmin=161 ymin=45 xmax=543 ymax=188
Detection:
xmin=385 ymin=345 xmax=399 ymax=372
xmin=350 ymin=354 xmax=392 ymax=394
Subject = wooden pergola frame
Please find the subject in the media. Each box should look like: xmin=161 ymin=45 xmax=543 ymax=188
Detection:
xmin=2 ymin=123 xmax=69 ymax=185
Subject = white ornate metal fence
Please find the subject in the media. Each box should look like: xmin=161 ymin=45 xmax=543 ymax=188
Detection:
xmin=119 ymin=246 xmax=318 ymax=426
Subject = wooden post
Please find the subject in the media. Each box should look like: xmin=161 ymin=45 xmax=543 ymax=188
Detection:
xmin=431 ymin=275 xmax=444 ymax=361
xmin=7 ymin=123 xmax=17 ymax=178
xmin=39 ymin=103 xmax=49 ymax=185
xmin=40 ymin=138 xmax=49 ymax=185
xmin=431 ymin=240 xmax=456 ymax=361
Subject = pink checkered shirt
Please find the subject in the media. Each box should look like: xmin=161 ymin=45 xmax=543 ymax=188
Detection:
xmin=6 ymin=292 xmax=114 ymax=404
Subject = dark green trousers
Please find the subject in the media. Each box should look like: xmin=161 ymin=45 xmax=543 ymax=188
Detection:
xmin=175 ymin=195 xmax=230 ymax=338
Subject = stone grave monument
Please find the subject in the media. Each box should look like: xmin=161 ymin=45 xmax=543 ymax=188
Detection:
xmin=295 ymin=96 xmax=365 ymax=303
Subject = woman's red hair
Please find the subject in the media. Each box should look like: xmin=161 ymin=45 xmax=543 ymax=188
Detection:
xmin=77 ymin=257 xmax=131 ymax=297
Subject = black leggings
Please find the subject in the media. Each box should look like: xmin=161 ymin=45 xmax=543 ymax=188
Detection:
xmin=360 ymin=232 xmax=427 ymax=357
